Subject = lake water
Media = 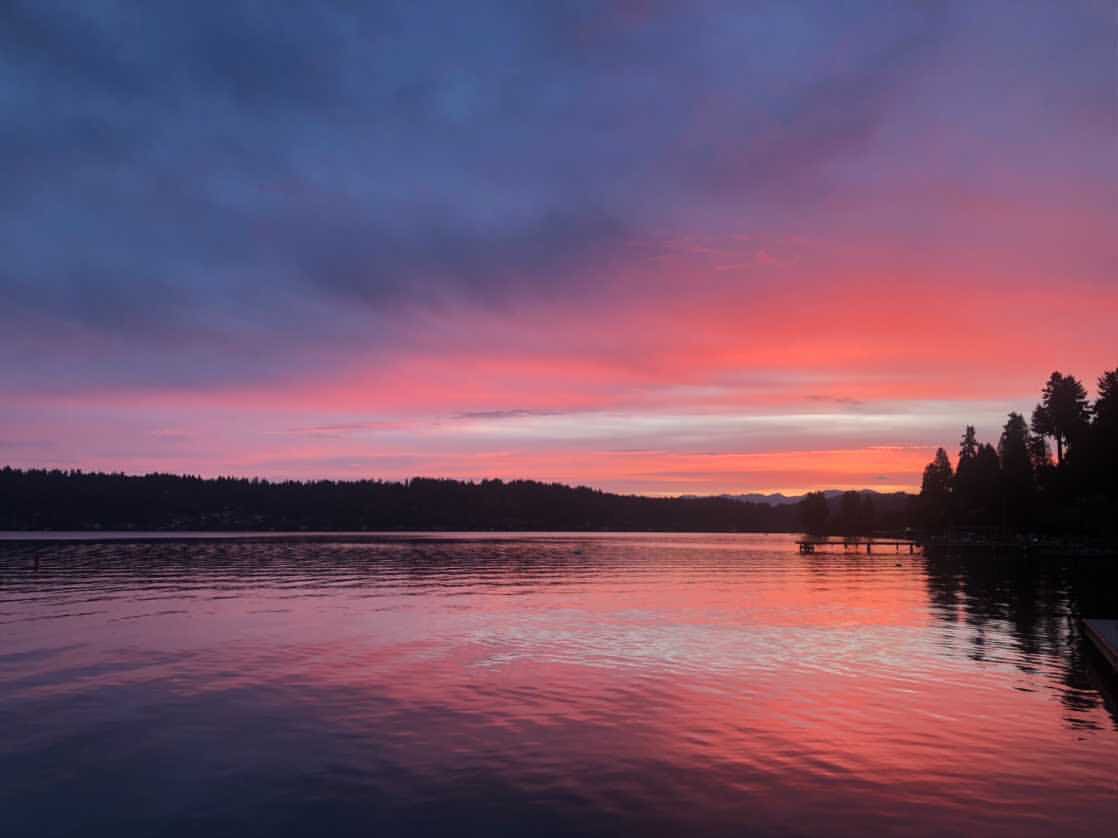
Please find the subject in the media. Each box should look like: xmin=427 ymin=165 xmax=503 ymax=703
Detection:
xmin=2 ymin=533 xmax=1116 ymax=836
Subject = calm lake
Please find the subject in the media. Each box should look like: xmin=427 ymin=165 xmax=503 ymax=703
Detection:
xmin=2 ymin=533 xmax=1116 ymax=836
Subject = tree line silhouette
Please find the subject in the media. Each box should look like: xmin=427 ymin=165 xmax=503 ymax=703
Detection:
xmin=0 ymin=471 xmax=828 ymax=532
xmin=916 ymin=368 xmax=1118 ymax=536
xmin=0 ymin=468 xmax=913 ymax=534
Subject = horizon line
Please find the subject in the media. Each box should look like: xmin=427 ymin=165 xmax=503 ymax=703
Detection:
xmin=0 ymin=464 xmax=917 ymax=500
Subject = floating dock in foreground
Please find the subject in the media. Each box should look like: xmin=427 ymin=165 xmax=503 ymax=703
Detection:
xmin=1082 ymin=619 xmax=1118 ymax=671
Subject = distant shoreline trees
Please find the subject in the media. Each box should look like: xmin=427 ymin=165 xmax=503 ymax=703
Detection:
xmin=0 ymin=471 xmax=872 ymax=533
xmin=918 ymin=368 xmax=1118 ymax=536
xmin=0 ymin=468 xmax=916 ymax=535
xmin=797 ymin=489 xmax=882 ymax=536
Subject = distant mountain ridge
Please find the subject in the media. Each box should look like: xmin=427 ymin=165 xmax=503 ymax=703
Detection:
xmin=719 ymin=489 xmax=914 ymax=506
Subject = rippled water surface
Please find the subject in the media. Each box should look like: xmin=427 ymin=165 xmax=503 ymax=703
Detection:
xmin=2 ymin=533 xmax=1117 ymax=836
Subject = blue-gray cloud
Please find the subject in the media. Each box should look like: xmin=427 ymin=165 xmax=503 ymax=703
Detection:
xmin=0 ymin=1 xmax=1109 ymax=391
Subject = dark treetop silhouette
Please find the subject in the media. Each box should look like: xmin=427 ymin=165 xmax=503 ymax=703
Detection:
xmin=0 ymin=469 xmax=915 ymax=534
xmin=915 ymin=367 xmax=1118 ymax=537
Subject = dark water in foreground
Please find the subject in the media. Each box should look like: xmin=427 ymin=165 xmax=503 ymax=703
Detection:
xmin=2 ymin=533 xmax=1116 ymax=836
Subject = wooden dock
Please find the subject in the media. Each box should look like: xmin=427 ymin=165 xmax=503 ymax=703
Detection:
xmin=1082 ymin=619 xmax=1118 ymax=671
xmin=797 ymin=539 xmax=918 ymax=554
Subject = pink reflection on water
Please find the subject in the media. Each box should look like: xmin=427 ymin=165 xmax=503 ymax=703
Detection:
xmin=1 ymin=534 xmax=1115 ymax=835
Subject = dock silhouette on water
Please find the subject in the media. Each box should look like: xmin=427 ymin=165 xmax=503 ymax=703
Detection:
xmin=797 ymin=539 xmax=918 ymax=555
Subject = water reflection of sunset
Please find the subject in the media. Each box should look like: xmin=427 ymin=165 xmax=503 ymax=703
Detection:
xmin=3 ymin=535 xmax=1114 ymax=835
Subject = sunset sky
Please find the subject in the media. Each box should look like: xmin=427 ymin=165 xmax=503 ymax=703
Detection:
xmin=2 ymin=1 xmax=1115 ymax=495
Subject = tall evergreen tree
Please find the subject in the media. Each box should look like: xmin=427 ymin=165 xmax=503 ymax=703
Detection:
xmin=1030 ymin=371 xmax=1091 ymax=466
xmin=953 ymin=426 xmax=980 ymax=524
xmin=919 ymin=448 xmax=953 ymax=530
xmin=958 ymin=425 xmax=979 ymax=464
xmin=999 ymin=412 xmax=1034 ymax=530
xmin=1090 ymin=368 xmax=1118 ymax=497
xmin=1095 ymin=368 xmax=1118 ymax=426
